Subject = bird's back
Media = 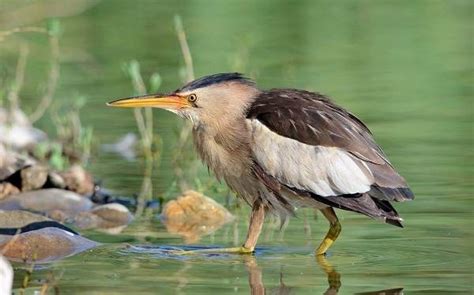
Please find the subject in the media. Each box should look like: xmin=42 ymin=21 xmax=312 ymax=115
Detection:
xmin=245 ymin=88 xmax=414 ymax=225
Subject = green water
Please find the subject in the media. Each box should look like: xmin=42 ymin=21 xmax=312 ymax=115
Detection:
xmin=2 ymin=0 xmax=473 ymax=294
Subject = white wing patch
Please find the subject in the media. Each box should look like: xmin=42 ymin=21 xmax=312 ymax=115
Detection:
xmin=248 ymin=119 xmax=374 ymax=197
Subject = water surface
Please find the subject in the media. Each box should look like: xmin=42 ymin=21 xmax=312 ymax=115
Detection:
xmin=1 ymin=0 xmax=472 ymax=293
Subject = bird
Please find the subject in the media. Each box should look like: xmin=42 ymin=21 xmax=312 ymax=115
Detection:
xmin=108 ymin=72 xmax=414 ymax=255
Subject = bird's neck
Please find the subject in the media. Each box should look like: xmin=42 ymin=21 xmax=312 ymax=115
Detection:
xmin=192 ymin=116 xmax=252 ymax=180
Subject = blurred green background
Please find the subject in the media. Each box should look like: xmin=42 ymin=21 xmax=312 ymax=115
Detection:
xmin=1 ymin=0 xmax=472 ymax=294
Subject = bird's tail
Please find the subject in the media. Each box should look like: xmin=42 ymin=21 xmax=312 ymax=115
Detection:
xmin=323 ymin=193 xmax=405 ymax=228
xmin=371 ymin=197 xmax=404 ymax=228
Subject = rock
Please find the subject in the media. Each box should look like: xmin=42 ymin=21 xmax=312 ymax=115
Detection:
xmin=0 ymin=255 xmax=12 ymax=295
xmin=0 ymin=226 xmax=98 ymax=263
xmin=47 ymin=171 xmax=66 ymax=189
xmin=48 ymin=209 xmax=69 ymax=222
xmin=162 ymin=190 xmax=234 ymax=243
xmin=89 ymin=203 xmax=133 ymax=225
xmin=0 ymin=147 xmax=37 ymax=180
xmin=59 ymin=165 xmax=95 ymax=195
xmin=0 ymin=125 xmax=47 ymax=150
xmin=74 ymin=203 xmax=134 ymax=234
xmin=0 ymin=165 xmax=68 ymax=200
xmin=0 ymin=188 xmax=93 ymax=218
xmin=19 ymin=165 xmax=49 ymax=191
xmin=0 ymin=108 xmax=47 ymax=149
xmin=0 ymin=165 xmax=49 ymax=199
xmin=0 ymin=183 xmax=20 ymax=200
xmin=0 ymin=210 xmax=99 ymax=263
xmin=0 ymin=210 xmax=51 ymax=227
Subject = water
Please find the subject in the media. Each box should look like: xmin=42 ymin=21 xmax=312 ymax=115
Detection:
xmin=1 ymin=0 xmax=472 ymax=293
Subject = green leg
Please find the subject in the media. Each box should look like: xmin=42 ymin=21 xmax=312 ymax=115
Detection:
xmin=315 ymin=207 xmax=341 ymax=256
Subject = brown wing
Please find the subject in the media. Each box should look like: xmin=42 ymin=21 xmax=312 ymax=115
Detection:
xmin=246 ymin=88 xmax=414 ymax=202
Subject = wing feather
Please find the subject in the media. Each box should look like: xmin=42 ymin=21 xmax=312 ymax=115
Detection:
xmin=248 ymin=119 xmax=373 ymax=197
xmin=246 ymin=89 xmax=414 ymax=202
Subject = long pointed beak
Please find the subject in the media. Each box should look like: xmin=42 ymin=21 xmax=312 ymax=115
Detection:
xmin=107 ymin=94 xmax=190 ymax=109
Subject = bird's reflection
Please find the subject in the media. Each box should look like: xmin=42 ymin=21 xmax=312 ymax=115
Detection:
xmin=122 ymin=243 xmax=405 ymax=294
xmin=316 ymin=255 xmax=341 ymax=295
xmin=243 ymin=254 xmax=403 ymax=295
xmin=242 ymin=254 xmax=338 ymax=295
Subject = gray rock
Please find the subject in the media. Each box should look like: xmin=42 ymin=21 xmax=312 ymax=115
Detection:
xmin=0 ymin=188 xmax=93 ymax=217
xmin=75 ymin=203 xmax=133 ymax=234
xmin=0 ymin=210 xmax=51 ymax=228
xmin=0 ymin=210 xmax=99 ymax=263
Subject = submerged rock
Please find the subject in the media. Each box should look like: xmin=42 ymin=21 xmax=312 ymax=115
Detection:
xmin=0 ymin=210 xmax=99 ymax=263
xmin=0 ymin=188 xmax=93 ymax=218
xmin=162 ymin=190 xmax=234 ymax=243
xmin=75 ymin=203 xmax=134 ymax=234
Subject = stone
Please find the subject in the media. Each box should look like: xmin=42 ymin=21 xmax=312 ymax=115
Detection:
xmin=74 ymin=203 xmax=133 ymax=234
xmin=0 ymin=188 xmax=93 ymax=217
xmin=59 ymin=165 xmax=95 ymax=195
xmin=0 ymin=210 xmax=99 ymax=263
xmin=0 ymin=125 xmax=47 ymax=150
xmin=0 ymin=148 xmax=37 ymax=180
xmin=47 ymin=171 xmax=66 ymax=189
xmin=0 ymin=183 xmax=20 ymax=200
xmin=0 ymin=227 xmax=98 ymax=263
xmin=20 ymin=165 xmax=49 ymax=191
xmin=162 ymin=190 xmax=234 ymax=243
xmin=48 ymin=209 xmax=69 ymax=222
xmin=0 ymin=210 xmax=51 ymax=227
xmin=0 ymin=164 xmax=49 ymax=195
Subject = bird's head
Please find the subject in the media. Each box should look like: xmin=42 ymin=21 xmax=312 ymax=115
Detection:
xmin=107 ymin=73 xmax=260 ymax=126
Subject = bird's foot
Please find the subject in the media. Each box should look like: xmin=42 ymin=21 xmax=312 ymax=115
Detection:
xmin=172 ymin=246 xmax=255 ymax=255
xmin=315 ymin=241 xmax=332 ymax=256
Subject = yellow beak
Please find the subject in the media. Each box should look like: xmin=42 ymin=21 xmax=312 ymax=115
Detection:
xmin=107 ymin=94 xmax=191 ymax=109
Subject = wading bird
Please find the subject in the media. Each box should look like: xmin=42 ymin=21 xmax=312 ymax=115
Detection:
xmin=108 ymin=73 xmax=414 ymax=255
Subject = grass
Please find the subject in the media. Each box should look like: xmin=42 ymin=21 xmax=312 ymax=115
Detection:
xmin=0 ymin=19 xmax=94 ymax=169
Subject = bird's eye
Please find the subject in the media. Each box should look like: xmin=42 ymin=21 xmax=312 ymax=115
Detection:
xmin=187 ymin=94 xmax=197 ymax=103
